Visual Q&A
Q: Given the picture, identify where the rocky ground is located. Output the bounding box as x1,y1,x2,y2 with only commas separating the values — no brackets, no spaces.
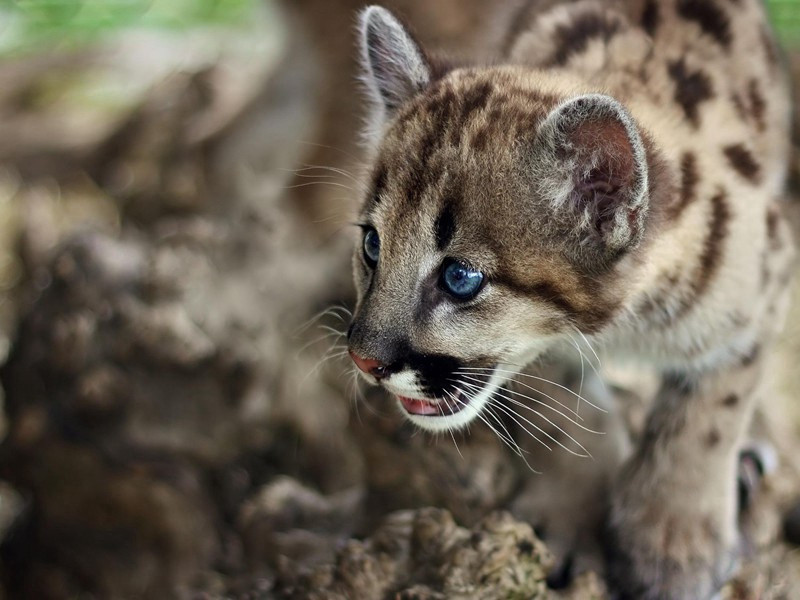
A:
0,5,797,599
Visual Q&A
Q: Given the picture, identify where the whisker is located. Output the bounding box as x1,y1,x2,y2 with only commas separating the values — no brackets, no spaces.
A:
456,370,584,421
573,326,602,367
297,330,346,356
294,304,352,335
490,397,590,458
296,141,362,163
566,332,586,413
454,380,552,455
459,367,607,413
446,386,531,465
298,163,361,184
284,180,355,192
457,375,604,435
457,379,591,458
483,403,542,474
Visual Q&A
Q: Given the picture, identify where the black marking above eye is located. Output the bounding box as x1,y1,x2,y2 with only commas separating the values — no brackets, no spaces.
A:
434,202,456,250
370,164,387,206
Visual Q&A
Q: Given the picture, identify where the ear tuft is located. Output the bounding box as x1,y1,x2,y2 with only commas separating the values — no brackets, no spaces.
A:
358,6,431,123
536,94,649,264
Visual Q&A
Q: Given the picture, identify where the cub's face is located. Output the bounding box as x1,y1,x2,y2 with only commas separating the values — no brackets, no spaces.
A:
347,7,650,432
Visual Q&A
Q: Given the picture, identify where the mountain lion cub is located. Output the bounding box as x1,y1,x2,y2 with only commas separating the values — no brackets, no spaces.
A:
346,1,794,597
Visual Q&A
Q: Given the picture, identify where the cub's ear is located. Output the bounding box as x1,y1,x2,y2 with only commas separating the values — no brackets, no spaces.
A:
358,6,431,127
535,94,649,265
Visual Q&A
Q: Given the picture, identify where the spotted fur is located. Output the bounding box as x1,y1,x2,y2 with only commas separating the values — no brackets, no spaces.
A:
347,1,793,597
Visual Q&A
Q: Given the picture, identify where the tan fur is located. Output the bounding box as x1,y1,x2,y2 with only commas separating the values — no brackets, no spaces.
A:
347,1,794,597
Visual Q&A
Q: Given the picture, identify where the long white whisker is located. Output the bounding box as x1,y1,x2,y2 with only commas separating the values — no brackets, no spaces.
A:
456,370,584,421
445,386,525,460
284,180,354,192
490,396,590,458
565,332,586,414
482,403,542,474
457,379,592,458
294,304,352,335
573,326,602,367
459,367,607,413
457,375,604,435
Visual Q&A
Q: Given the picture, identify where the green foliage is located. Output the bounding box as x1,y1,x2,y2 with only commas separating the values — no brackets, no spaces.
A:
0,0,797,54
0,0,259,53
767,0,800,45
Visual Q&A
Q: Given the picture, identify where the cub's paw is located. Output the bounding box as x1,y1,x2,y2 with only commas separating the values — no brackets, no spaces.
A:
604,507,739,600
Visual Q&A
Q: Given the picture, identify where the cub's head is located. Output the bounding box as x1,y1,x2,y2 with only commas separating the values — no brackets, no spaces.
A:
347,7,652,432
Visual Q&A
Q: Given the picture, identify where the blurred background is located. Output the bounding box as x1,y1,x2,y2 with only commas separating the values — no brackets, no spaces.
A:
0,1,795,598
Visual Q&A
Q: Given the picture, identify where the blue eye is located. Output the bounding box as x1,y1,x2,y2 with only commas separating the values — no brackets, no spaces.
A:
441,259,484,300
363,228,380,267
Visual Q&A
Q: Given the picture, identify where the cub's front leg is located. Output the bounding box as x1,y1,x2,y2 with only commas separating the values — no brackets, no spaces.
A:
606,358,762,599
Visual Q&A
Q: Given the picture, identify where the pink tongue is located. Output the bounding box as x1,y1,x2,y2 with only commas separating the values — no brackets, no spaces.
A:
399,396,441,416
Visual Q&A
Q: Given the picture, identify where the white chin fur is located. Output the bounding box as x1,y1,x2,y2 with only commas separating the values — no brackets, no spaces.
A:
399,367,513,433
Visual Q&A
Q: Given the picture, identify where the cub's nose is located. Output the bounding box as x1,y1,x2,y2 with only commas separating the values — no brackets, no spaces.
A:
349,350,388,379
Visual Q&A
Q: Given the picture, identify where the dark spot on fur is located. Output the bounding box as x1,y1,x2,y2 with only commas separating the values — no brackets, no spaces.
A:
668,59,714,126
434,202,456,250
548,12,620,67
730,92,748,121
662,371,696,396
679,189,730,313
677,0,732,48
740,345,761,367
748,80,766,131
722,394,739,407
723,144,761,183
642,0,659,35
706,428,721,447
668,152,700,219
459,81,493,124
517,540,534,555
471,126,490,151
784,501,800,545
766,207,779,243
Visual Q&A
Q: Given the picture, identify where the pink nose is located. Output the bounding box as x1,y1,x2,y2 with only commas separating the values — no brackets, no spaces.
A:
349,350,387,379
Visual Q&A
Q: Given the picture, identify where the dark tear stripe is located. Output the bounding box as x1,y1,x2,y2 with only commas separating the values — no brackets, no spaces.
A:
642,0,659,35
496,277,615,331
434,201,456,251
548,12,621,67
676,0,732,48
668,59,714,126
723,144,761,183
668,152,700,220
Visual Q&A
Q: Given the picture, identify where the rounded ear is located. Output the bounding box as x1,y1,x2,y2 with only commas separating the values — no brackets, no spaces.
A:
534,94,649,263
358,6,431,129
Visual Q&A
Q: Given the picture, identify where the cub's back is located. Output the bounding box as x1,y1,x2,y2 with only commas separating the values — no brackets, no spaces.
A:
508,0,791,195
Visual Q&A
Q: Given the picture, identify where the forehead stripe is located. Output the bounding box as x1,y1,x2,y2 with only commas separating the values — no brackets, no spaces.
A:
434,202,456,250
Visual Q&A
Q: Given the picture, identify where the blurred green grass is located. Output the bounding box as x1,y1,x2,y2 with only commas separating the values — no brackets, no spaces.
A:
0,0,261,54
0,0,797,54
767,0,800,46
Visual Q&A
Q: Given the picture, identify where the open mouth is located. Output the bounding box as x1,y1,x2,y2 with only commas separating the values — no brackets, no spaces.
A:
397,390,468,417
395,370,493,417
